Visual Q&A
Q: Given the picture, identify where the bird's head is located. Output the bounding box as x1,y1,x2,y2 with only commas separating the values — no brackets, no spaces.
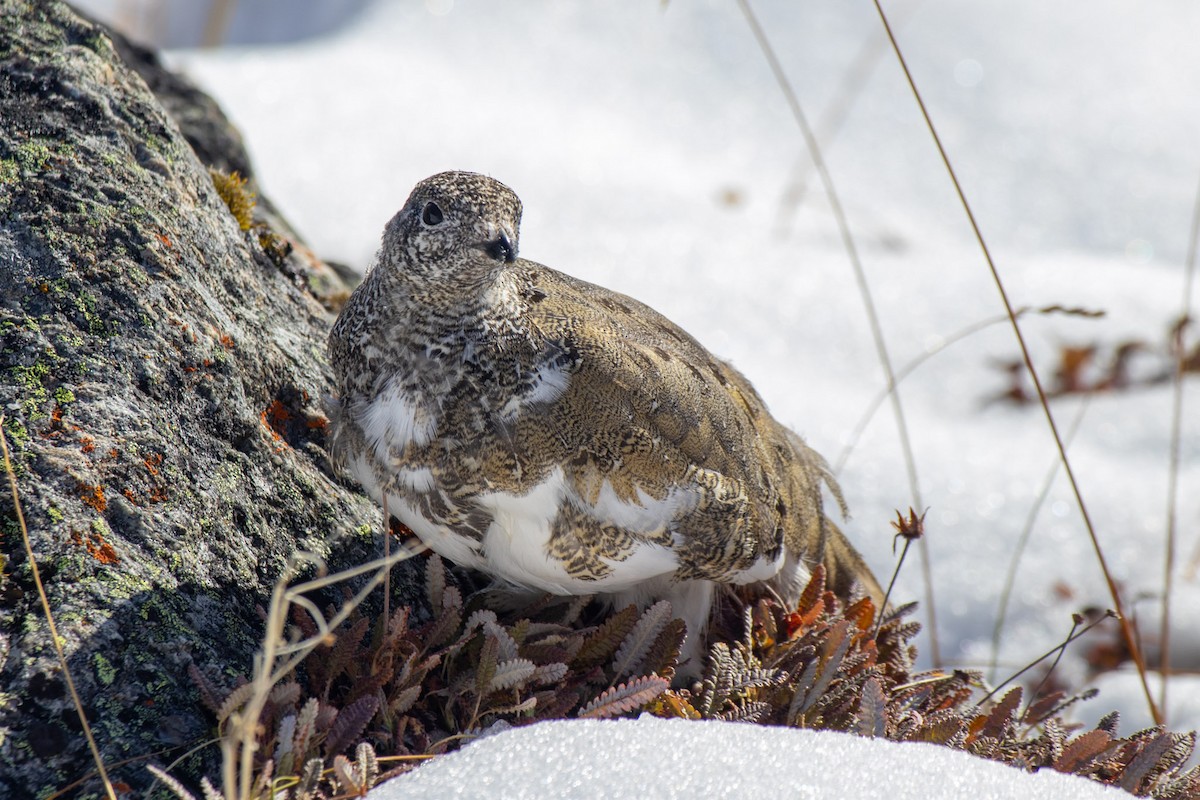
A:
379,171,522,292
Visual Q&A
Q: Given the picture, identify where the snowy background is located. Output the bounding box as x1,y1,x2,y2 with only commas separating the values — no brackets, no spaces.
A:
79,0,1200,791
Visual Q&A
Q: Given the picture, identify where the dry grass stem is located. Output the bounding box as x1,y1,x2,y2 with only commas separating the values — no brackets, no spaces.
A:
988,399,1090,683
1,418,118,800
1160,173,1200,717
870,0,1162,725
977,611,1113,709
221,546,414,800
775,0,927,233
737,0,940,666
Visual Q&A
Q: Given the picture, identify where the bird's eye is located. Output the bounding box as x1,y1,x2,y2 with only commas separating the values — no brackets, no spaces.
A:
422,202,444,226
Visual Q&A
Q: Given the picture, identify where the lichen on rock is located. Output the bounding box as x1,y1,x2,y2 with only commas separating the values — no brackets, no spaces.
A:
0,2,405,796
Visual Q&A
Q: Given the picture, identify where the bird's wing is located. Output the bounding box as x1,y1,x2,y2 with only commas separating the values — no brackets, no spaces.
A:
519,262,833,581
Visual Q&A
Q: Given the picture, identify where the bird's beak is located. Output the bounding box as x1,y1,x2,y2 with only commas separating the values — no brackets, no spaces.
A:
484,231,517,264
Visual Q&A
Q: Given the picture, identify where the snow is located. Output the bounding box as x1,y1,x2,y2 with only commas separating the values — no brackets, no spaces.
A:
367,716,1124,799
80,0,1200,791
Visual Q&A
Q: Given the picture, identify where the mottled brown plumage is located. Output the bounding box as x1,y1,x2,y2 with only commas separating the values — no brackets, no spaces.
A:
328,171,882,667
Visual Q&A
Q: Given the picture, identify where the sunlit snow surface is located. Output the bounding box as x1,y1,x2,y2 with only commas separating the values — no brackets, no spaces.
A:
152,0,1198,739
368,717,1123,800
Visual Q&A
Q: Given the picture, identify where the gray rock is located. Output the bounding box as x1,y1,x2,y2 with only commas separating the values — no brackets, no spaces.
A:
0,2,408,795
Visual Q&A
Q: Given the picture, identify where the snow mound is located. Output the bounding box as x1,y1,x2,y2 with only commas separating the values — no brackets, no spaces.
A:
369,716,1122,800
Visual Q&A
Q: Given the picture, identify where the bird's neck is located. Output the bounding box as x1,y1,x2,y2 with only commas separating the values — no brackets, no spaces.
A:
375,264,530,347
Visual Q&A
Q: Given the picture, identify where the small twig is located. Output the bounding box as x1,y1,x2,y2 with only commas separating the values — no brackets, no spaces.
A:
988,398,1091,684
737,0,940,666
870,0,1161,726
46,740,216,800
221,546,413,800
1,419,118,800
890,672,956,693
837,310,1021,473
836,305,1104,473
874,508,926,638
775,0,927,234
977,611,1115,709
1020,614,1081,723
1161,171,1200,718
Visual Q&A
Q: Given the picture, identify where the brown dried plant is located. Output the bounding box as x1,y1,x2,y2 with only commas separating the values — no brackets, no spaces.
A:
172,548,1200,800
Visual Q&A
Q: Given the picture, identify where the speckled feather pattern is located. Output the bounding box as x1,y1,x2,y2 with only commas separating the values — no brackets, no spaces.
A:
328,171,883,641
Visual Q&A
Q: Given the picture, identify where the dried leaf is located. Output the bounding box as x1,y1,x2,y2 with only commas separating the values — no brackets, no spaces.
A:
216,682,257,725
1053,729,1112,773
639,617,686,680
530,662,569,686
844,596,876,632
297,758,324,800
269,681,302,709
1119,730,1174,792
976,687,1022,742
483,620,520,662
462,609,499,638
797,564,826,615
786,657,820,726
914,713,967,745
485,696,539,717
573,604,639,669
323,694,380,758
855,677,887,738
425,554,446,609
390,684,423,716
1022,690,1066,726
612,600,673,679
320,615,370,692
579,675,670,719
490,658,538,692
199,777,222,800
718,700,772,723
146,764,197,800
293,697,320,760
356,741,380,790
274,713,297,764
423,600,462,650
794,620,852,718
658,692,702,720
187,664,224,714
332,753,364,795
475,633,500,696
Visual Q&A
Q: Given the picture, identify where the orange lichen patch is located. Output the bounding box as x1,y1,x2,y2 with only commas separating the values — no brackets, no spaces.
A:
260,400,290,452
218,333,235,350
80,435,96,453
263,400,289,436
149,486,169,503
123,488,139,505
80,483,107,512
143,453,163,476
41,405,81,440
306,415,328,430
154,232,173,250
70,528,120,565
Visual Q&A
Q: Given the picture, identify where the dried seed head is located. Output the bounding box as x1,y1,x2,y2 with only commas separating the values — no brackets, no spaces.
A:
890,507,927,552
